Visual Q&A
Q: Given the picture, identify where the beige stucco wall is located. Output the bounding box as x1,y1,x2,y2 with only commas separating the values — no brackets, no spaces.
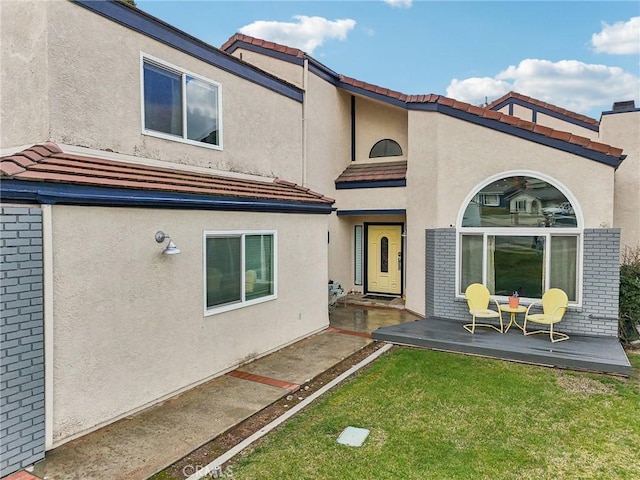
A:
23,1,303,181
229,48,304,89
404,110,616,315
355,96,408,162
305,73,351,194
536,113,598,140
50,205,328,445
334,185,407,212
600,110,640,252
0,1,50,148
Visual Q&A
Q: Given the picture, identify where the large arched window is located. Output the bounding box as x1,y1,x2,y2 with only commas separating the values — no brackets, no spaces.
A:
369,139,402,158
458,174,581,303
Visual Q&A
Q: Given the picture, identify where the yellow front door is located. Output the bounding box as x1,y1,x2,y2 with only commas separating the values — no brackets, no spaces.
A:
367,225,402,295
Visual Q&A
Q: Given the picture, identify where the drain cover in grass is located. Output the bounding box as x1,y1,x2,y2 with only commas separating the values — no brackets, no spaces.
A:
337,426,370,447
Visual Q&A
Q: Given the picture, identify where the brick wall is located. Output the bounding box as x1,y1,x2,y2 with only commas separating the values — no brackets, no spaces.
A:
425,228,620,337
1,206,45,477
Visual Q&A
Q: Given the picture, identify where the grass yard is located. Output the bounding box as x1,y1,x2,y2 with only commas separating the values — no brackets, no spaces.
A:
227,348,640,480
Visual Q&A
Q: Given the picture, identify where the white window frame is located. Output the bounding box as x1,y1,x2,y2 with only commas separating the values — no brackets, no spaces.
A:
203,230,277,316
481,194,500,206
141,53,223,150
455,171,584,307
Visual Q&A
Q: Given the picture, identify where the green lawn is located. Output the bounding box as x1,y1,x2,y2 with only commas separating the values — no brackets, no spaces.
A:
228,348,640,480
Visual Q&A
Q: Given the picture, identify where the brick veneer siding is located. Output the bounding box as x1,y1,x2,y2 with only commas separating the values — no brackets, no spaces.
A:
425,228,620,338
0,206,45,477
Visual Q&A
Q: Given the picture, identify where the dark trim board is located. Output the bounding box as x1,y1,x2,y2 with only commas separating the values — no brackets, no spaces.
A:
337,209,406,216
336,179,406,189
372,317,632,376
0,181,333,214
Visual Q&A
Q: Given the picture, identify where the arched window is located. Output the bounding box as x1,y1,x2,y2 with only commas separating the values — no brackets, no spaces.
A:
458,174,581,302
369,139,402,158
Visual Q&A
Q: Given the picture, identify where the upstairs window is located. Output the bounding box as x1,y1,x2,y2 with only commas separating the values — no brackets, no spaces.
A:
142,55,222,149
369,139,402,158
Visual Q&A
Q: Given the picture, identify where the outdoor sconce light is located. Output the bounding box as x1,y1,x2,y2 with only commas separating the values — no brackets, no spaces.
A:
155,231,181,255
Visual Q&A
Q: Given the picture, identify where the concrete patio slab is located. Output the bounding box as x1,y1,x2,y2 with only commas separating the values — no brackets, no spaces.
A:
32,375,284,480
25,305,416,480
238,331,370,385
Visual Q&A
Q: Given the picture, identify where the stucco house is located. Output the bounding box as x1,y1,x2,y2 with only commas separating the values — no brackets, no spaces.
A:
1,0,638,476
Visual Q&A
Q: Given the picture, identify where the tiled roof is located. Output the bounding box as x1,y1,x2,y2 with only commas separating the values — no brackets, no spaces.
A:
486,92,600,127
0,143,334,205
221,34,306,59
340,76,623,160
335,161,407,183
222,34,622,164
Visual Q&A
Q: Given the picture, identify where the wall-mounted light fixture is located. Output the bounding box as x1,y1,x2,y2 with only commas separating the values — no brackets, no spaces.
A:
155,231,181,255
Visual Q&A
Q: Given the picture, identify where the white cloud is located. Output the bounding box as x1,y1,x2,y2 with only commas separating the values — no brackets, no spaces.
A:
239,16,356,54
384,0,413,8
446,58,639,114
591,16,640,55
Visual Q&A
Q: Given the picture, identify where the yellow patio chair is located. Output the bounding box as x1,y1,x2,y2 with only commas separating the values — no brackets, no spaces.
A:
523,288,569,342
463,283,503,334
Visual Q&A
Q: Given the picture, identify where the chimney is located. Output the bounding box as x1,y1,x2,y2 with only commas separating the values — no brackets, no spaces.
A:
611,100,636,112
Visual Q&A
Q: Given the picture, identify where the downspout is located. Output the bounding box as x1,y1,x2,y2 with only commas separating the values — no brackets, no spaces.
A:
302,58,309,186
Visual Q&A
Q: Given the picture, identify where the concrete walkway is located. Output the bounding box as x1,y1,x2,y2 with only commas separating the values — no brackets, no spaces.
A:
20,306,416,480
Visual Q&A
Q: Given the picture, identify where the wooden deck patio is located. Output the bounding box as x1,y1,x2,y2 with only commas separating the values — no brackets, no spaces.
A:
372,316,632,376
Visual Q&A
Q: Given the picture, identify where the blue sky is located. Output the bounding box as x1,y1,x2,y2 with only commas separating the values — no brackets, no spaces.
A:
136,1,640,119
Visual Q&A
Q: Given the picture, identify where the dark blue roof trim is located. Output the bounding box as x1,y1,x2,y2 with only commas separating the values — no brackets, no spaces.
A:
308,58,340,84
335,179,406,189
408,103,622,168
73,0,303,103
489,97,599,132
0,181,333,215
601,107,640,116
337,209,406,216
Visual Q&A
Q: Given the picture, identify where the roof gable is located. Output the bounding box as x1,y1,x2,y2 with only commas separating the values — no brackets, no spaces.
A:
222,34,624,169
486,91,600,132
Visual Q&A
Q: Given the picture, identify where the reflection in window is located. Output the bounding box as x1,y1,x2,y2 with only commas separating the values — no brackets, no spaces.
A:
459,175,580,303
381,237,389,272
143,57,221,147
462,176,576,228
206,232,275,312
369,139,403,158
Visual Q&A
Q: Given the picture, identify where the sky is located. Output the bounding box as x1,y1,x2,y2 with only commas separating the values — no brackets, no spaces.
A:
136,0,640,119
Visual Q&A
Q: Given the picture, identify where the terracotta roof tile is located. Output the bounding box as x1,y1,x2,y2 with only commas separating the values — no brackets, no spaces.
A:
0,160,27,176
586,140,611,154
1,144,334,205
335,161,407,184
533,124,554,137
487,91,599,127
550,130,572,141
221,33,305,58
568,134,590,147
